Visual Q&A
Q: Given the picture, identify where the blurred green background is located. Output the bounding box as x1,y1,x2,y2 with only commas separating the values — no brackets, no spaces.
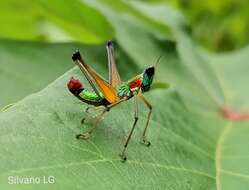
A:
1,0,249,107
1,0,249,108
0,0,248,51
160,0,249,52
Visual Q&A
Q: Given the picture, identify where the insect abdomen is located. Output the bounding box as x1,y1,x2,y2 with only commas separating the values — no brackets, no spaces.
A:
79,90,103,102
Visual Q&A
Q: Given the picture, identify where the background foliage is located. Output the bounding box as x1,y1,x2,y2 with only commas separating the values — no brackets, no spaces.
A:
0,0,248,51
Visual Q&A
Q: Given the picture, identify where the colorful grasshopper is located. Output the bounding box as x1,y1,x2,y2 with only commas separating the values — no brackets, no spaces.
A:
67,41,155,161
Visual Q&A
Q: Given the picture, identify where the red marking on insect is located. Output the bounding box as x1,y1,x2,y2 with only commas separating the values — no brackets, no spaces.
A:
221,107,249,121
67,77,83,93
129,79,142,91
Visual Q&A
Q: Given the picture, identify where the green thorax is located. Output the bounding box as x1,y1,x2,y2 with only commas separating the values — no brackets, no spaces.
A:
117,83,132,98
79,89,104,102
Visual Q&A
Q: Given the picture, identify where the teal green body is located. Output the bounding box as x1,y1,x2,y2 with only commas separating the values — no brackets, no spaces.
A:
117,83,131,98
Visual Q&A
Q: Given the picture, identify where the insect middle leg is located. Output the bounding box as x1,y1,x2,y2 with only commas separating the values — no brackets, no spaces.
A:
77,98,127,140
80,106,91,124
76,107,108,140
80,106,107,124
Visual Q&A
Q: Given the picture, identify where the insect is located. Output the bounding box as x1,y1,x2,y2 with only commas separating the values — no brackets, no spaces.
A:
67,41,157,161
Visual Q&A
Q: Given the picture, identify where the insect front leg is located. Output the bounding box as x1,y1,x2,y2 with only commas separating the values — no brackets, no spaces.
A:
139,94,152,147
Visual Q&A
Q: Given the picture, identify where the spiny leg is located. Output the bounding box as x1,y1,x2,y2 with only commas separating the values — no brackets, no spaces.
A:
80,106,105,124
77,107,107,139
120,96,139,162
77,98,127,140
81,106,91,124
139,94,152,147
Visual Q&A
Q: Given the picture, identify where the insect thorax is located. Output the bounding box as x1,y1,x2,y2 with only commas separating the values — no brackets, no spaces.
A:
117,78,143,98
117,83,132,98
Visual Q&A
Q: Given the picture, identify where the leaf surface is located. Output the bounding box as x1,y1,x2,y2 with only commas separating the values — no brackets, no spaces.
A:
1,1,249,190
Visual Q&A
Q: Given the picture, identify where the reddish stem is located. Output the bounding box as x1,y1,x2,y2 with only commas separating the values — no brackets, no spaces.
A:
221,107,249,121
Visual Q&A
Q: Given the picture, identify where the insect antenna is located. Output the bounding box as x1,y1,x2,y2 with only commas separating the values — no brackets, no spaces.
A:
154,55,164,68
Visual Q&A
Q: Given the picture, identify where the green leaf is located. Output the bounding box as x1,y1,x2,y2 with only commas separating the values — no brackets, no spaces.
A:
0,40,74,108
86,0,221,111
1,2,249,190
36,0,114,43
86,2,249,189
1,38,249,189
0,42,218,189
0,1,42,41
209,45,249,110
0,0,114,43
